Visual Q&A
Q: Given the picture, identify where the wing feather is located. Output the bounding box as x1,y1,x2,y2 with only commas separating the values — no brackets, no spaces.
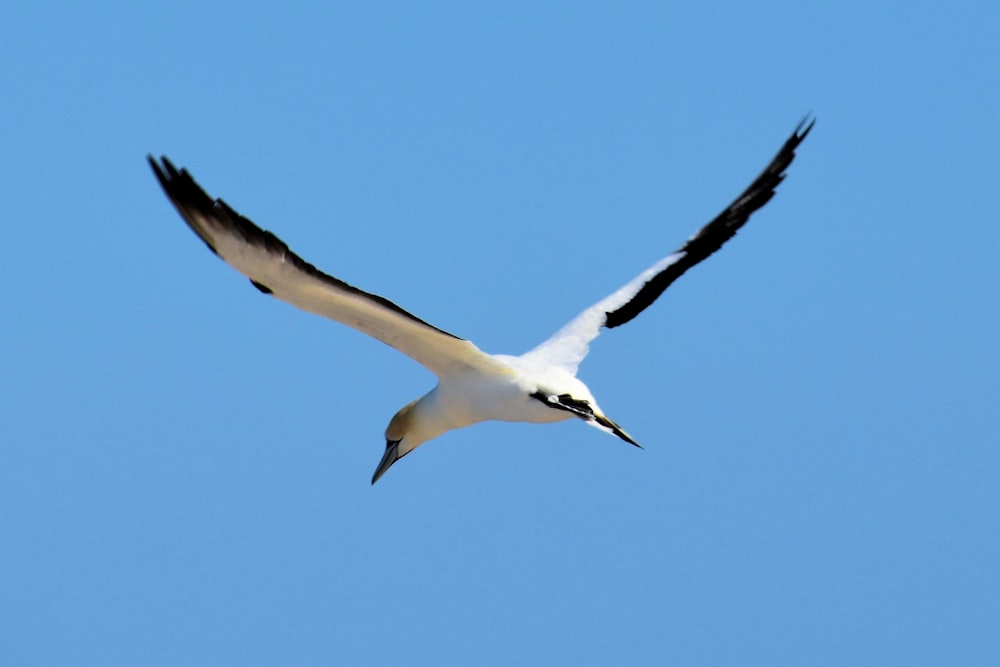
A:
149,156,496,377
523,118,814,374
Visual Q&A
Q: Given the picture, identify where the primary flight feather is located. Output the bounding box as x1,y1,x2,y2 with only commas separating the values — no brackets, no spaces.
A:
149,118,813,483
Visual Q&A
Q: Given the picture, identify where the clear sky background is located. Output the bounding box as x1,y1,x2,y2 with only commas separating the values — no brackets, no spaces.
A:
2,2,997,665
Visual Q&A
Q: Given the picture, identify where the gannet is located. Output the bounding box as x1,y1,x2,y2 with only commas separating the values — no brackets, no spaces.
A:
149,118,813,483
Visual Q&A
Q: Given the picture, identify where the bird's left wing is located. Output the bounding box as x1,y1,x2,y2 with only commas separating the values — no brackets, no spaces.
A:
149,156,501,378
522,118,814,374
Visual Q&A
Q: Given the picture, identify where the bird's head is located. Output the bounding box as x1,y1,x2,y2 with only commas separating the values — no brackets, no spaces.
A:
371,399,428,484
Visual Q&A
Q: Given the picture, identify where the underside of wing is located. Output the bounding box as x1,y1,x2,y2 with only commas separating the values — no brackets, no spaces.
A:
148,156,494,377
524,118,814,374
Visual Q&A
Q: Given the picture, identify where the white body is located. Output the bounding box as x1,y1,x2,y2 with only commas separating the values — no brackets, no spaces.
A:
149,118,813,482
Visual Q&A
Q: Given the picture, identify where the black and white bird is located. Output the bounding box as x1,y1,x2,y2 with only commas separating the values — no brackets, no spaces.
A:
149,118,813,483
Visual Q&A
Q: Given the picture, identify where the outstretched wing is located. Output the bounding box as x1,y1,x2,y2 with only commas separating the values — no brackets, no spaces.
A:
523,118,814,374
149,156,498,378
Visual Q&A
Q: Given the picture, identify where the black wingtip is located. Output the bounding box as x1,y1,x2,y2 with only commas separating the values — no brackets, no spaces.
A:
147,154,180,180
147,154,166,186
795,115,816,141
594,413,642,448
601,115,816,330
147,154,223,256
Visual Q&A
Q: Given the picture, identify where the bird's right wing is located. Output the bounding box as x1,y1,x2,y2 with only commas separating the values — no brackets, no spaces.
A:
149,156,503,378
522,118,814,375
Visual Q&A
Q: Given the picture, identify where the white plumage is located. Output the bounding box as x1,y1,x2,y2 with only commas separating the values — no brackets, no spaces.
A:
149,118,813,483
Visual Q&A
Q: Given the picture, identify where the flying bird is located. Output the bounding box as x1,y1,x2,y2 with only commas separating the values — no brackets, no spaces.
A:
149,118,813,483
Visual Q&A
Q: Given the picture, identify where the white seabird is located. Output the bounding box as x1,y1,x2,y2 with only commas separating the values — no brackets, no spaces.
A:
149,118,813,483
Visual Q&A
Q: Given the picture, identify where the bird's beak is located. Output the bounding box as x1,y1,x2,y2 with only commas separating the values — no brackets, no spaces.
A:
371,439,401,485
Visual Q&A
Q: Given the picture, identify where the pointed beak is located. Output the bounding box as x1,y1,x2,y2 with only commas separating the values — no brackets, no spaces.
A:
371,440,401,485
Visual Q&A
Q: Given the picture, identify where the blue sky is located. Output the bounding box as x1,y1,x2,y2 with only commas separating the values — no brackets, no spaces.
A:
2,2,998,664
